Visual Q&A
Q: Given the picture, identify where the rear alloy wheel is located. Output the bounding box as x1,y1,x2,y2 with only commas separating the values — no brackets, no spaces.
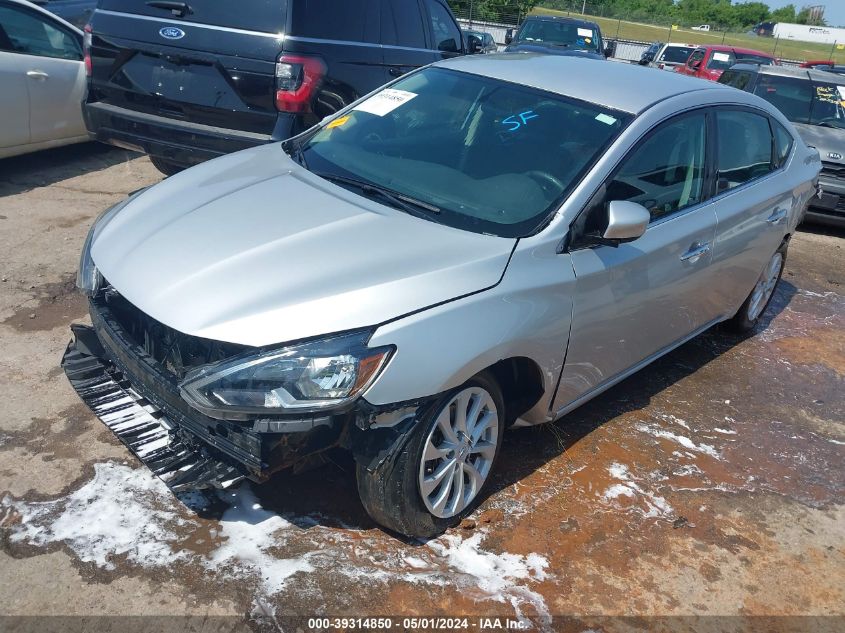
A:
727,242,787,333
356,372,504,538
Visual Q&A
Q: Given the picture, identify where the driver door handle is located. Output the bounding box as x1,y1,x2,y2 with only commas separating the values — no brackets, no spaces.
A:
26,70,49,80
680,242,711,263
766,208,787,225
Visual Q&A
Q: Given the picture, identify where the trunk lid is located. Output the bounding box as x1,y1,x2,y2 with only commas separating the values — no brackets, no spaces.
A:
88,1,287,133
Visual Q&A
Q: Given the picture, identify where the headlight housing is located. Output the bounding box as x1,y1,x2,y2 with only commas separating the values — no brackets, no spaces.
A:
179,331,393,418
77,191,144,295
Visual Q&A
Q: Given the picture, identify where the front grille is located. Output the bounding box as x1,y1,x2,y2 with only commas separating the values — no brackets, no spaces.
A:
821,161,845,180
96,286,249,380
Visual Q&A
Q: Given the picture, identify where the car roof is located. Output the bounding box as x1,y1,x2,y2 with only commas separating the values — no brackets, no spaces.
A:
522,15,599,28
662,42,695,48
699,44,774,57
435,53,733,114
729,63,845,82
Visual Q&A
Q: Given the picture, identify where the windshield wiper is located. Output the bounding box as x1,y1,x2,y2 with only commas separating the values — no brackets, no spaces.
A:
314,172,441,218
284,139,308,168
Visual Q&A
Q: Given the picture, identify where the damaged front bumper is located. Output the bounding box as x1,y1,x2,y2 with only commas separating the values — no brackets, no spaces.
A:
62,297,431,496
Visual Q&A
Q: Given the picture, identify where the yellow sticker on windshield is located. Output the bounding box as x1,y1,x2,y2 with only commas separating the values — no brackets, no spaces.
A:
326,115,350,129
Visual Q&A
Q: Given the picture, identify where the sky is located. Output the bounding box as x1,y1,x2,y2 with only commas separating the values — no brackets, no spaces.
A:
765,1,845,28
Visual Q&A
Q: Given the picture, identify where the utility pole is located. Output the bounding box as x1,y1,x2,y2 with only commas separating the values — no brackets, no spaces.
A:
582,0,586,15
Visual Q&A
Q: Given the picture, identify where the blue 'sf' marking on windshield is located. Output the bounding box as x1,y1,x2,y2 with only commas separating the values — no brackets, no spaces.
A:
502,111,539,132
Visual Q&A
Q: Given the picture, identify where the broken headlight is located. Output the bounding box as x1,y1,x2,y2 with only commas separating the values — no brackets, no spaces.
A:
77,191,145,296
179,331,393,418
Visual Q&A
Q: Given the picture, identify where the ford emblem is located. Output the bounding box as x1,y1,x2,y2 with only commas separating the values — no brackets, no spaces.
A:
159,26,185,40
828,152,842,160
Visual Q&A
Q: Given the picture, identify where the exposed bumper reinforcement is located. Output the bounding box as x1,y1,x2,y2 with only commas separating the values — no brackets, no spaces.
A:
62,324,246,493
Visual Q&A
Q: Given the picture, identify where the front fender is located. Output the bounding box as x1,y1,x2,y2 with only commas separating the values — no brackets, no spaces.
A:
362,243,576,424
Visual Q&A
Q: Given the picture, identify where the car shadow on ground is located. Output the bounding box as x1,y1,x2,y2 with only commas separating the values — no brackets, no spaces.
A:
238,280,799,539
0,143,140,198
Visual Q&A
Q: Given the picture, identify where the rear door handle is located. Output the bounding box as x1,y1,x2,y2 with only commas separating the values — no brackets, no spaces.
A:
26,70,49,80
766,208,787,225
680,242,711,263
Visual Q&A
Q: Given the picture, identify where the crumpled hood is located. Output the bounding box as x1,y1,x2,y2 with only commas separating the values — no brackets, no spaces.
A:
91,144,515,347
793,122,845,165
504,43,604,59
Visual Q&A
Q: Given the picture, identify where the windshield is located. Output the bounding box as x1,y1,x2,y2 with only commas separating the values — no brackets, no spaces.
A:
708,51,773,71
515,20,599,52
297,67,631,237
659,46,694,64
753,74,845,129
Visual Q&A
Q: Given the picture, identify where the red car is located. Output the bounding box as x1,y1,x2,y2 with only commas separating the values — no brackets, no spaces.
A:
675,45,777,81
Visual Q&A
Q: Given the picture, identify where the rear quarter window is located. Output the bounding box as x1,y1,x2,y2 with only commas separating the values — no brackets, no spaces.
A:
291,0,378,43
97,0,288,33
772,120,794,168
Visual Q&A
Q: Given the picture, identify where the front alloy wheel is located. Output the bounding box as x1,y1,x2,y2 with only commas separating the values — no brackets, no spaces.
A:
418,387,499,518
356,372,505,538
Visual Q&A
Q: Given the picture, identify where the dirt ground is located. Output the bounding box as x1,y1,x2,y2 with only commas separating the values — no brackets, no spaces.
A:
0,144,843,632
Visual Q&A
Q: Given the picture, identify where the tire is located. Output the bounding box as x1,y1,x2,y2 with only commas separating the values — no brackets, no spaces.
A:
356,372,505,538
149,155,185,177
726,241,788,333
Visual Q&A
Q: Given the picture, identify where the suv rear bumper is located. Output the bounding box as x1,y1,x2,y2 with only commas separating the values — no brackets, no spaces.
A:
84,102,276,166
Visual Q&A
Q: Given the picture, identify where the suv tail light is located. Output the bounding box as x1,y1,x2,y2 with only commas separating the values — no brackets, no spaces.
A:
83,24,92,77
275,54,326,113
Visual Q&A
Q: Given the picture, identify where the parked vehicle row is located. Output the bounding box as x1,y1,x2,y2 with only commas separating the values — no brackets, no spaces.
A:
719,64,845,227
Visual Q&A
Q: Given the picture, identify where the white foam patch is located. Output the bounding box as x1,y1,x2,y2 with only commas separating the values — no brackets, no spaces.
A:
2,462,187,570
713,428,738,435
635,423,721,459
600,463,674,519
2,461,553,623
209,485,314,595
427,532,550,623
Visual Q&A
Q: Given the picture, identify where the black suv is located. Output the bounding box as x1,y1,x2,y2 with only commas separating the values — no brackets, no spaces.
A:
84,0,465,175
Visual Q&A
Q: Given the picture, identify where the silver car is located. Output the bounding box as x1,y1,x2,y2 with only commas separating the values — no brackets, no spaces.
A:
64,54,820,537
0,0,88,159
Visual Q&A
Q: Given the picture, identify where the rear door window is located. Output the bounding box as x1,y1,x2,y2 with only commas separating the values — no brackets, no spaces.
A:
424,0,460,52
291,0,377,42
381,0,427,48
97,0,288,34
716,110,774,190
752,75,813,123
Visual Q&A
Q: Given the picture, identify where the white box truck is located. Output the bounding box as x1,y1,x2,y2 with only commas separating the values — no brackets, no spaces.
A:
773,23,845,45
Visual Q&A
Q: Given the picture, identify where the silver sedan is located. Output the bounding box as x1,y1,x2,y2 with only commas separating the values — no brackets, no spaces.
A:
65,53,820,537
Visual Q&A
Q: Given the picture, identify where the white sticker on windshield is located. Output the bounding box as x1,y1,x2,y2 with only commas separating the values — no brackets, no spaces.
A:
353,89,418,116
837,86,845,100
595,113,617,125
713,52,730,62
577,28,593,37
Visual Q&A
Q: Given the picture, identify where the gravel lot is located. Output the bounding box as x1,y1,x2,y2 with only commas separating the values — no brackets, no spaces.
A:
0,144,843,630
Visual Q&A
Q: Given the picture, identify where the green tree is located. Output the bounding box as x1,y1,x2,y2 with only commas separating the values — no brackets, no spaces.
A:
769,4,797,23
732,2,770,28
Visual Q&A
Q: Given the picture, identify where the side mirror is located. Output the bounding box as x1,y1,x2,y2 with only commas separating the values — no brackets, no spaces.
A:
505,29,513,45
691,59,702,69
603,201,650,242
468,36,482,54
604,41,615,58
